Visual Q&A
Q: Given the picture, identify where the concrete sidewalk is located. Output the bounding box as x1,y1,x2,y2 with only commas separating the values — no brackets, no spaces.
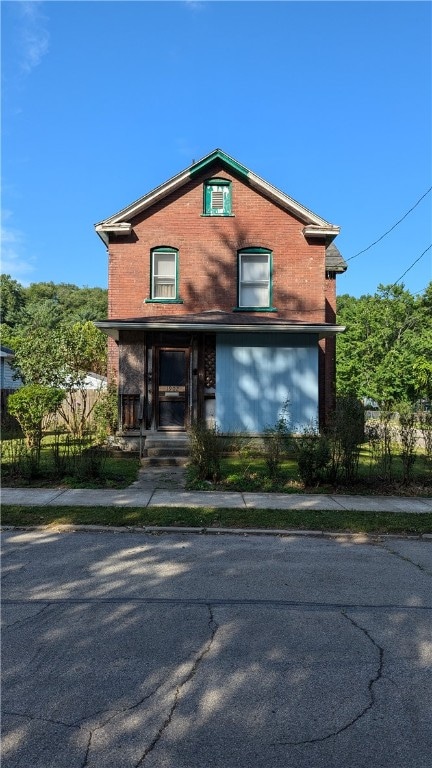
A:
2,486,432,513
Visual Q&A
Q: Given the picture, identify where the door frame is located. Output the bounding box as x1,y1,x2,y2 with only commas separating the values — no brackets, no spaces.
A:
154,346,191,431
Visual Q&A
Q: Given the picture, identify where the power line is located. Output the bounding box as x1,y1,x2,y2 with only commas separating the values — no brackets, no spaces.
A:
390,244,432,289
346,186,432,262
412,286,430,297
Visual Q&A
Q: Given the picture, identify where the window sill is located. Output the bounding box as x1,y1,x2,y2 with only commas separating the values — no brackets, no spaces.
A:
232,307,278,312
144,299,184,304
200,214,235,218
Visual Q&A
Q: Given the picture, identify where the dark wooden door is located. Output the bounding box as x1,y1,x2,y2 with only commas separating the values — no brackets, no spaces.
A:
155,348,190,430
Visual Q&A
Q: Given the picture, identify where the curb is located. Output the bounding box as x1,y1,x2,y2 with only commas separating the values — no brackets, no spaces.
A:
1,524,431,542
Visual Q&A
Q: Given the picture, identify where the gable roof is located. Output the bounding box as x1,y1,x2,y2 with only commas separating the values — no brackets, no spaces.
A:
95,149,340,246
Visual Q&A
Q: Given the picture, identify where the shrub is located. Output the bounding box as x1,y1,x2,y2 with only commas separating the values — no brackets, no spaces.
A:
93,383,119,440
376,407,398,481
0,437,40,482
188,420,223,481
418,410,432,464
293,423,330,487
397,402,417,484
8,385,64,459
326,396,364,483
262,404,292,478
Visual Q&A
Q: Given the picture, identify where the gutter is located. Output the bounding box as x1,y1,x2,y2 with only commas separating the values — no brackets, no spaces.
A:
95,320,345,341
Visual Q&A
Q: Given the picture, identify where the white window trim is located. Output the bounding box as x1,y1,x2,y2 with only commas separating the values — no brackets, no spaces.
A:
238,251,271,308
152,249,177,300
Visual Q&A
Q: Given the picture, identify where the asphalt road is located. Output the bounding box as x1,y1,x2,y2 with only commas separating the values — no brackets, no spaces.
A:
2,529,432,768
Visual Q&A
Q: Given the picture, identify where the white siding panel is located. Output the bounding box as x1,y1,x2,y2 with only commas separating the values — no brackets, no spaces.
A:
216,333,318,433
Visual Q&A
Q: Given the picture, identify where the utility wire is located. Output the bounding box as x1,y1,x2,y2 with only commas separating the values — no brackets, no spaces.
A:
346,186,432,262
390,244,432,289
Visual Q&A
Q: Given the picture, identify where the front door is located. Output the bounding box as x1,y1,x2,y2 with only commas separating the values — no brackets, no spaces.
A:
155,347,190,430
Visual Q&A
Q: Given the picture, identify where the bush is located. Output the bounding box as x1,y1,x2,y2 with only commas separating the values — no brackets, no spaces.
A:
262,404,292,478
397,402,417,484
0,438,41,483
326,396,364,483
418,410,432,464
93,383,119,440
366,407,397,482
188,421,223,481
293,424,330,487
8,385,64,459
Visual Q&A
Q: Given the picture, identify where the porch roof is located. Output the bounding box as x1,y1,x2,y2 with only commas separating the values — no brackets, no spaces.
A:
95,311,345,340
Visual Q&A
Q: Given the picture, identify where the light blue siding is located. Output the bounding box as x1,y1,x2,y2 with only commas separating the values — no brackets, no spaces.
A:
215,333,319,433
0,359,21,390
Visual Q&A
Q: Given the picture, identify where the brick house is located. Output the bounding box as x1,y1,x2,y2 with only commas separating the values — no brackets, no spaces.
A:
95,149,346,445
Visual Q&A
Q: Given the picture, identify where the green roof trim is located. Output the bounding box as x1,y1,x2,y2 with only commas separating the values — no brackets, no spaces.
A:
189,150,249,180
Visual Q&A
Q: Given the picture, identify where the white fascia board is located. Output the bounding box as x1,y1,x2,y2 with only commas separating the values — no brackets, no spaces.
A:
96,223,132,234
98,170,191,226
303,225,341,240
95,222,132,248
95,321,345,338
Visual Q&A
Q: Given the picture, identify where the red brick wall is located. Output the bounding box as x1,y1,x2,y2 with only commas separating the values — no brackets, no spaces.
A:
107,164,327,324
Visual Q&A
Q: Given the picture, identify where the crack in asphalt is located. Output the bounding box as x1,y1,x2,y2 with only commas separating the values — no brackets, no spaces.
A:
3,709,81,730
80,732,93,768
376,541,432,577
77,605,219,768
3,596,431,611
1,601,52,630
134,604,218,767
78,686,171,768
278,610,384,746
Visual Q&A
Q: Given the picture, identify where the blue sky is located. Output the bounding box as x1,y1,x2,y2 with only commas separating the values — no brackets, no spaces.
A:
2,0,431,299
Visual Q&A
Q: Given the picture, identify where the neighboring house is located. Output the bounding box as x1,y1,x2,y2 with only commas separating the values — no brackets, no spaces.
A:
0,345,22,424
95,149,347,441
0,346,22,392
81,372,108,390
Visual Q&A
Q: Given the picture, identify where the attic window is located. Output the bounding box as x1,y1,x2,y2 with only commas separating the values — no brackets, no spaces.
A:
203,179,232,216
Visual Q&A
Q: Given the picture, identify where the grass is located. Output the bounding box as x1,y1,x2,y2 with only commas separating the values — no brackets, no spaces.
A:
186,450,432,496
0,432,140,488
2,505,431,535
1,454,140,489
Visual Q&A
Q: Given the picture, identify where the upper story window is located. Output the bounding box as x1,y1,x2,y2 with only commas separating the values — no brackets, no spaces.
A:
147,247,182,303
237,248,274,310
203,178,232,216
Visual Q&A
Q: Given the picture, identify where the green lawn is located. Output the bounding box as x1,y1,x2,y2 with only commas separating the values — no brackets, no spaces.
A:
2,505,431,535
0,433,140,488
187,449,432,495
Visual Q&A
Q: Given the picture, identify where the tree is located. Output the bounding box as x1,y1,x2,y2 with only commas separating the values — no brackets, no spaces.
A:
11,321,108,437
0,274,25,327
8,385,64,456
0,275,108,336
412,354,432,402
336,283,432,406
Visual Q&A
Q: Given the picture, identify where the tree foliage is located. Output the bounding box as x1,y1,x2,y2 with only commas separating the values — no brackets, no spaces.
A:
8,385,64,453
337,283,432,406
0,275,108,340
10,322,108,437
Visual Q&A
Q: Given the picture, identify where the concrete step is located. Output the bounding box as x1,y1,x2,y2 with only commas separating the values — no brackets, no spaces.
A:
146,447,189,458
145,437,189,447
140,456,190,467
